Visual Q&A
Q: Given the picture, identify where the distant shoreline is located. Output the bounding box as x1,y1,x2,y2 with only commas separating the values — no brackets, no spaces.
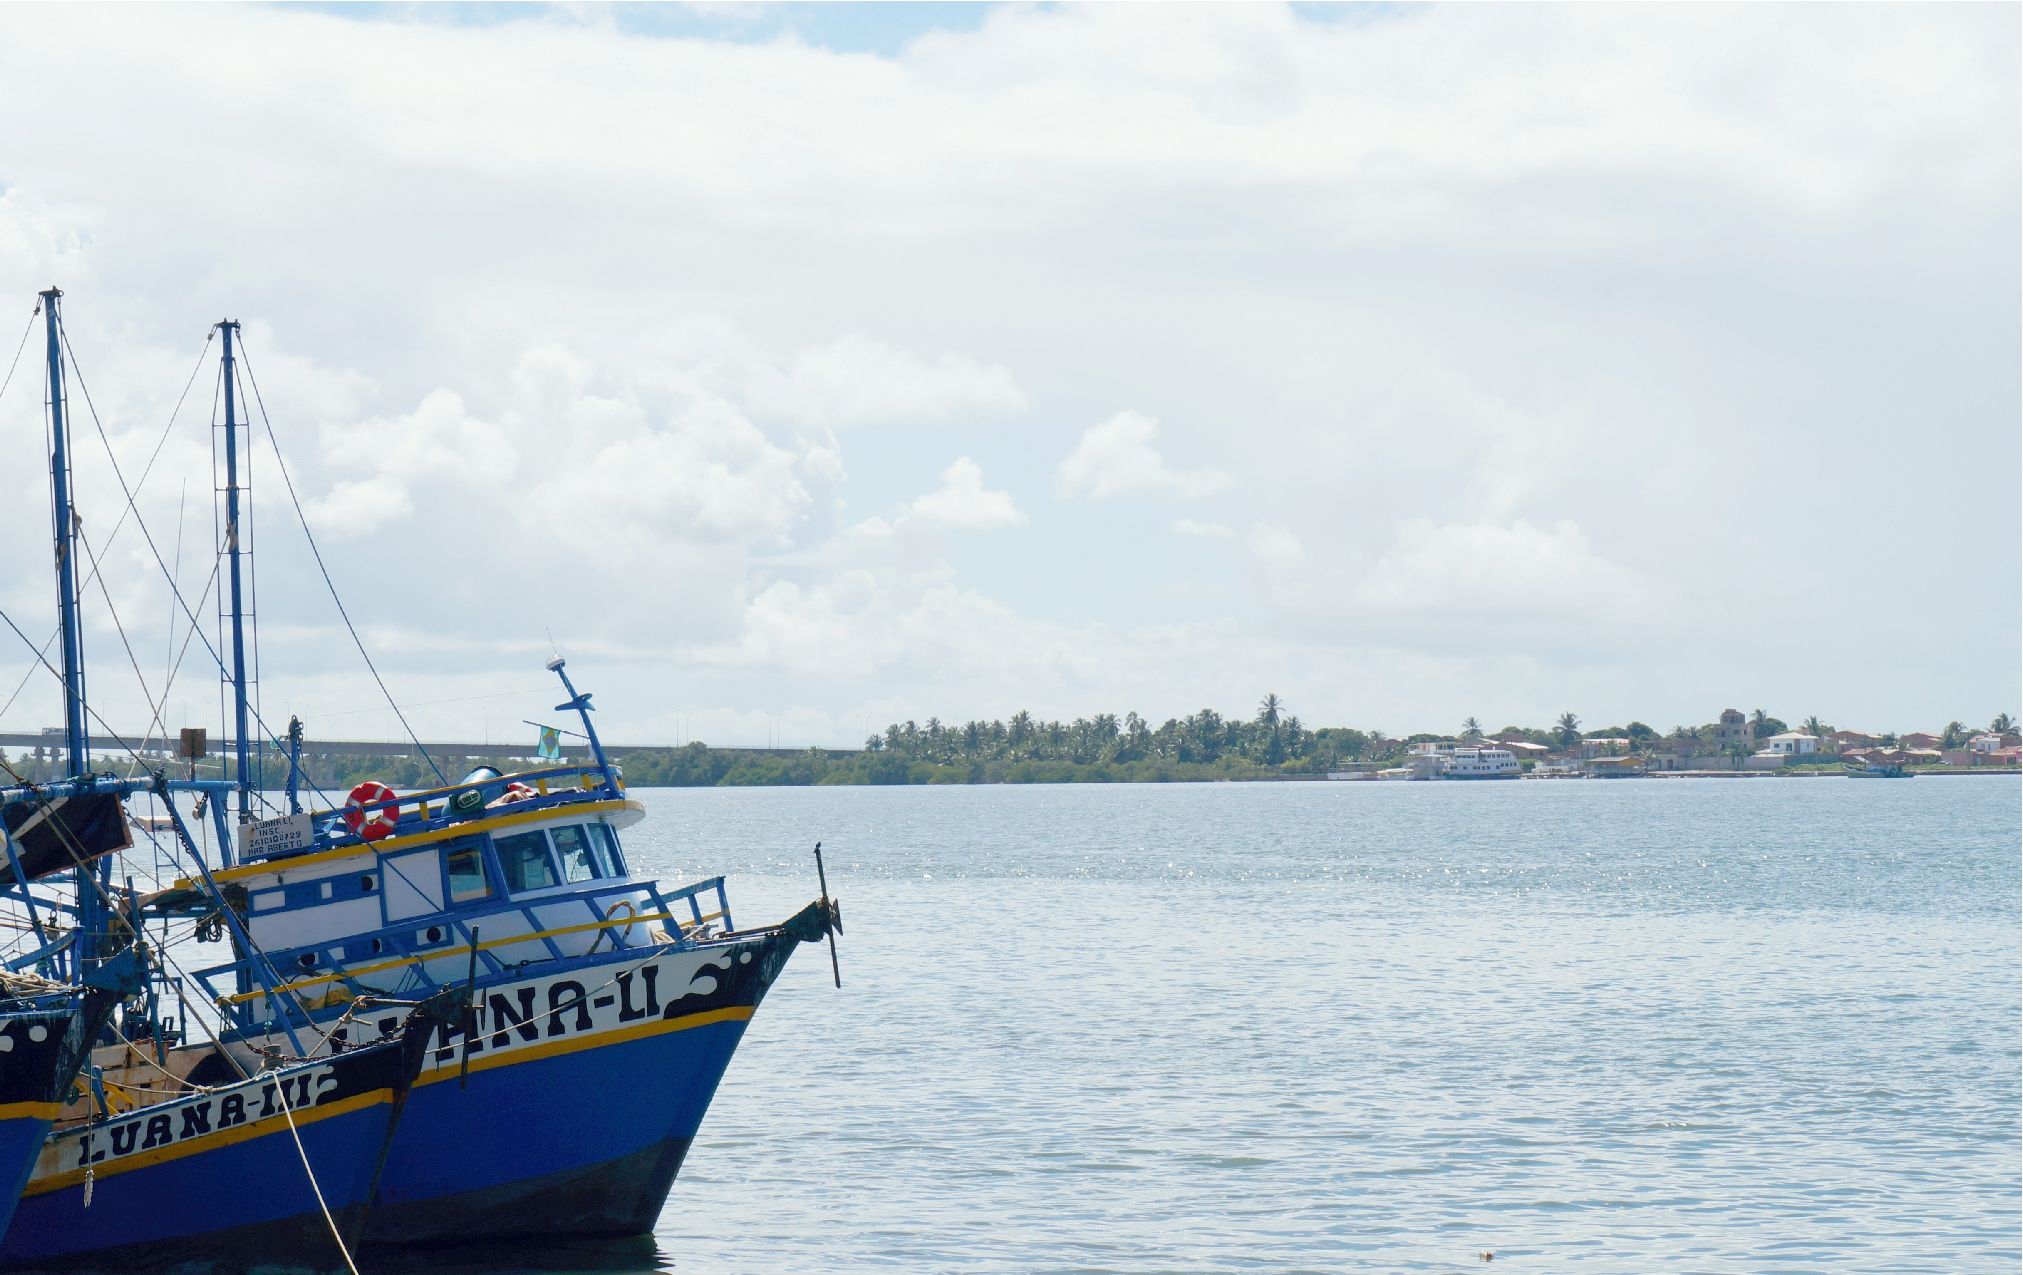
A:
1270,768,2020,783
30,749,2006,792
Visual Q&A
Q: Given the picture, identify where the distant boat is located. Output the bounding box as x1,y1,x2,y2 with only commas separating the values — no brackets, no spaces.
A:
1440,747,1520,780
1586,757,1646,779
1845,758,1913,779
1527,762,1583,780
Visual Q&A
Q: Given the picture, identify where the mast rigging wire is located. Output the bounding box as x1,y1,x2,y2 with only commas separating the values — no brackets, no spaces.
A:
235,339,446,785
50,318,335,809
0,302,37,410
0,327,215,724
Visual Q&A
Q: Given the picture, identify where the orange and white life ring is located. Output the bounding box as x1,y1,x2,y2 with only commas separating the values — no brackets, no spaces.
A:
344,781,400,841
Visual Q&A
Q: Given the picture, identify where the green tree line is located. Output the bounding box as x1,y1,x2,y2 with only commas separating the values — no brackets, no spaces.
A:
3,707,2011,791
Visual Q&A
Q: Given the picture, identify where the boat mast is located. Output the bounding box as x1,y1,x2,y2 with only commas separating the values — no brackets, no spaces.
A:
42,287,110,976
218,320,253,824
41,289,88,778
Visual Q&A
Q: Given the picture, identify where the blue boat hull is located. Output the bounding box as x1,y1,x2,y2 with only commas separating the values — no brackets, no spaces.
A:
365,1011,749,1243
0,1109,56,1243
0,1035,424,1273
349,925,806,1247
0,1003,98,1244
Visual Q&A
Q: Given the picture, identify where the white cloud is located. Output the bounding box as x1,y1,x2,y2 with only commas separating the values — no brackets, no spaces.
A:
905,457,1023,530
743,334,1026,429
304,389,512,539
1245,523,1304,567
1356,519,1651,620
0,3,2009,739
1056,411,1229,501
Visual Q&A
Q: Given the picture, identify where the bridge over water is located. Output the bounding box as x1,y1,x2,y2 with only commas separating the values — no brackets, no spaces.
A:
0,731,857,760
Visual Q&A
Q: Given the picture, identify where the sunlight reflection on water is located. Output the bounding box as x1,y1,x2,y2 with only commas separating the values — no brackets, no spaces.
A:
401,779,2019,1272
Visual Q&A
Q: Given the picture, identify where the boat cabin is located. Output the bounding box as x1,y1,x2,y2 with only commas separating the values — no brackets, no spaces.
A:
165,764,732,1037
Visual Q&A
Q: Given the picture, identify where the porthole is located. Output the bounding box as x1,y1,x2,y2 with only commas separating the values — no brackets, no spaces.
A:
297,953,317,970
425,926,444,944
360,874,376,893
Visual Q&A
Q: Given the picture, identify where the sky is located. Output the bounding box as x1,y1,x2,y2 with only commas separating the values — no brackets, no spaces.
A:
0,2,2015,751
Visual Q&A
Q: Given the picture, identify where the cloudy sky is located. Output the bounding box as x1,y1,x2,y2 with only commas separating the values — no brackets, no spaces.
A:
0,2,2014,751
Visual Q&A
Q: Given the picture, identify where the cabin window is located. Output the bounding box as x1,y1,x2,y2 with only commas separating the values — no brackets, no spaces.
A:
495,830,558,893
583,823,623,877
445,842,491,904
552,825,597,884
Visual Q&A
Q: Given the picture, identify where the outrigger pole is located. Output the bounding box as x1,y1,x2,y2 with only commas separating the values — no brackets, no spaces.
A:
218,319,253,828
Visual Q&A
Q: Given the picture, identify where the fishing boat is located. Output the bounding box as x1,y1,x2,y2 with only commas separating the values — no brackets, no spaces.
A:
0,998,450,1273
0,288,452,1268
0,289,841,1251
1844,758,1913,779
175,677,840,1244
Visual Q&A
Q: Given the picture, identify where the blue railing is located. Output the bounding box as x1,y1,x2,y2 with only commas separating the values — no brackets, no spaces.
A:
192,875,734,1033
251,763,622,862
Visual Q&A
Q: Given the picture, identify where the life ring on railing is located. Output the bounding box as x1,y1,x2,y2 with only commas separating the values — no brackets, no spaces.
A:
601,898,638,948
344,781,400,841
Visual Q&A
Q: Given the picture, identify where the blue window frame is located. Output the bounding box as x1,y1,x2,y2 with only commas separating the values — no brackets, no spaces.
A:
495,830,559,893
442,837,492,905
552,825,598,884
583,823,624,877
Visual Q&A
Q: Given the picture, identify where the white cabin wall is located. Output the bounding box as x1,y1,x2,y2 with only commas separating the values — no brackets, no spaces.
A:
257,897,384,955
381,851,444,919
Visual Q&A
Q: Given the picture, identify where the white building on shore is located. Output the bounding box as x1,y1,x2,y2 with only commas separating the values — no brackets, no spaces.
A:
1759,731,1820,756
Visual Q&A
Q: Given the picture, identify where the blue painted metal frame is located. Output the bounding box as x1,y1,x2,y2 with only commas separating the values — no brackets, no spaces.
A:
0,772,159,981
250,763,620,865
190,874,731,1035
218,319,254,835
40,291,88,783
38,288,116,978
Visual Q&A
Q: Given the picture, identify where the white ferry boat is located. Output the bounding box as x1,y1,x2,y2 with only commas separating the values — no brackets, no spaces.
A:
1441,746,1520,780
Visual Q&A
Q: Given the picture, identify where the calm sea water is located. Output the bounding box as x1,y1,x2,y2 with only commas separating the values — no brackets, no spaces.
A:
425,778,2022,1273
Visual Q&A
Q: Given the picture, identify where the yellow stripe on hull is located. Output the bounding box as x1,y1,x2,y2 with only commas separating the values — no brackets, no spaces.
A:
414,1004,755,1087
23,1089,396,1196
0,1101,61,1123
186,798,646,888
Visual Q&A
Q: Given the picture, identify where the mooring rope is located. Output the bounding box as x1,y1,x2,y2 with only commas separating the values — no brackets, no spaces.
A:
272,1069,363,1275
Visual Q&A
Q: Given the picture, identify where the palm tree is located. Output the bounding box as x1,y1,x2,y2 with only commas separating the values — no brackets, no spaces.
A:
1750,708,1770,739
1555,712,1581,749
1461,717,1483,740
1801,715,1826,739
1991,712,2016,734
1941,720,1968,749
1257,694,1283,730
1008,710,1033,757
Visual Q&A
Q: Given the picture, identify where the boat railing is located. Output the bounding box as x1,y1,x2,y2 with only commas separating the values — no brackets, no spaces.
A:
192,874,733,1031
254,763,623,862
